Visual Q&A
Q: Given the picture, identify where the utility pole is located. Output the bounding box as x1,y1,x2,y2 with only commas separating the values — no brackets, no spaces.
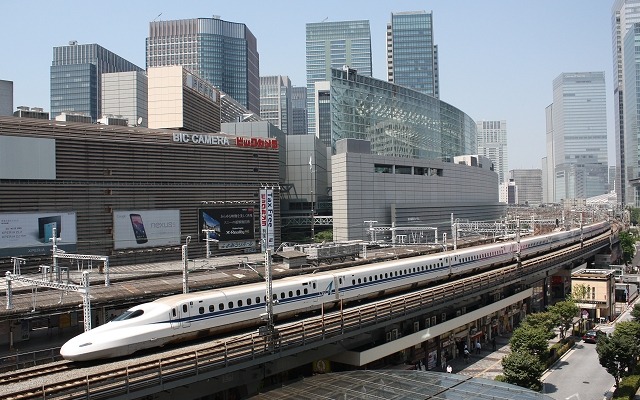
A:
182,236,191,294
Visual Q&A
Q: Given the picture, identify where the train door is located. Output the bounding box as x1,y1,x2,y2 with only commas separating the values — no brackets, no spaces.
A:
180,302,191,328
170,306,180,329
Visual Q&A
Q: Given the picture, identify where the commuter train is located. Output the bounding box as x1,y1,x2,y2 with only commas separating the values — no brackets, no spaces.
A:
60,221,610,361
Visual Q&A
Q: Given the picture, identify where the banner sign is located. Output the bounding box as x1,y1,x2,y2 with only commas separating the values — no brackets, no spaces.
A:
0,212,77,256
199,207,255,242
113,210,181,249
260,189,275,252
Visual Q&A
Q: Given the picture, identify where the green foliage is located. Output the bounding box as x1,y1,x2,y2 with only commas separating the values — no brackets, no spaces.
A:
618,231,636,264
509,324,549,356
523,312,557,340
629,207,640,226
548,300,579,339
612,373,640,400
597,328,639,387
501,350,544,392
631,304,640,322
493,375,506,382
546,338,575,368
313,229,333,242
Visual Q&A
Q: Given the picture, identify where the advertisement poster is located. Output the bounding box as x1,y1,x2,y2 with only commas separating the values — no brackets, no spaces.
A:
260,189,275,251
198,207,255,243
113,210,181,249
0,212,77,257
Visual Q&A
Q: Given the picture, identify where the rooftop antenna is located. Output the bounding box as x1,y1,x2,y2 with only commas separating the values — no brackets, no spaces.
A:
321,17,328,22
153,12,162,22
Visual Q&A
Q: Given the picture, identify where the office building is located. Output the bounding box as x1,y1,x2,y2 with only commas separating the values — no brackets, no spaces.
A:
623,22,640,206
147,66,221,133
387,11,439,98
102,71,148,127
306,20,372,136
499,179,517,204
0,80,12,116
329,67,475,158
260,76,292,134
510,169,542,206
476,120,508,184
50,42,143,121
612,0,640,206
147,17,260,115
291,86,308,135
0,116,280,264
550,72,608,202
544,104,555,203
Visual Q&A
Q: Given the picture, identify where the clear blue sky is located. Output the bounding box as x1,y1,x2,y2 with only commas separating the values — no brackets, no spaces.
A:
0,0,613,170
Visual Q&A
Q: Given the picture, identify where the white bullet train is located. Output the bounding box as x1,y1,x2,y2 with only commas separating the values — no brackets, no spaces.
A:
60,221,610,361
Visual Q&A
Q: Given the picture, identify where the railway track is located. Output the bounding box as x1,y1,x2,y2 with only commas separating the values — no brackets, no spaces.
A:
0,232,611,399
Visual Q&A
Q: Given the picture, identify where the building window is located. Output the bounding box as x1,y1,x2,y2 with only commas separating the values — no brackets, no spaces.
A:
375,164,393,173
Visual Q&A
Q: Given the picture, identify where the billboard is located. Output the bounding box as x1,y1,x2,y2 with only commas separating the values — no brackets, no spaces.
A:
113,210,181,249
260,189,275,251
0,212,77,257
198,207,255,243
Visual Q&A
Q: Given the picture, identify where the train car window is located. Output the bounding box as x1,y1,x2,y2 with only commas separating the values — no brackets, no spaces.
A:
219,303,224,310
273,294,277,300
280,292,285,299
238,300,243,307
183,305,188,313
363,277,367,283
199,307,204,314
228,301,233,309
296,289,301,296
375,275,378,280
358,278,361,284
256,297,261,304
247,298,252,305
339,278,343,284
172,309,177,317
113,309,144,321
288,291,293,297
209,305,214,312
313,282,316,289
352,279,356,285
304,288,308,294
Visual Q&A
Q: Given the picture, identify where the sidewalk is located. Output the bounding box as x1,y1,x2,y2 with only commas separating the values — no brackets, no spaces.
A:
444,334,512,379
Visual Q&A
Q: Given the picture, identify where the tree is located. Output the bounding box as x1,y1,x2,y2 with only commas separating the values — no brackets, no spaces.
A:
629,207,640,226
509,324,549,356
502,350,545,391
618,231,636,265
522,311,557,340
548,300,579,339
631,303,640,321
313,229,333,243
596,330,638,387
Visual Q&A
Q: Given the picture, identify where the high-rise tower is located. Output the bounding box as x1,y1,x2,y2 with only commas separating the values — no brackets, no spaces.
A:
613,0,640,206
147,17,260,115
50,42,142,121
387,11,439,98
305,20,372,136
551,72,608,201
260,76,292,134
476,120,508,184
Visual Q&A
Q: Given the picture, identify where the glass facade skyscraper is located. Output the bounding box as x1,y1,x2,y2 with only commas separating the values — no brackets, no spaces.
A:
330,68,475,160
291,86,308,135
260,76,292,134
146,17,260,115
387,11,439,98
306,20,372,136
623,23,640,206
50,43,142,121
551,72,608,201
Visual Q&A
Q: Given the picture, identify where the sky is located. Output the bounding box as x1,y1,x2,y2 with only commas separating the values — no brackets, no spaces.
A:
0,0,614,170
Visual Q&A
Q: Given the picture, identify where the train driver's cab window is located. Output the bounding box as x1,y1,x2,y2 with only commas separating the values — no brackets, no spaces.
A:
113,309,144,321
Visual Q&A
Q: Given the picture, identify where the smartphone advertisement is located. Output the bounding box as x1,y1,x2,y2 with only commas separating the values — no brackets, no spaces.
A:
113,210,181,249
0,212,77,257
198,207,255,243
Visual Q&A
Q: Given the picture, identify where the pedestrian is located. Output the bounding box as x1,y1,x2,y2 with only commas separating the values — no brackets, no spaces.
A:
463,348,469,363
491,336,496,351
475,341,481,354
446,364,452,373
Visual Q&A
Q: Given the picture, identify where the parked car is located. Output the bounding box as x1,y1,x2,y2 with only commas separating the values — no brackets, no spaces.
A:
582,330,604,344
